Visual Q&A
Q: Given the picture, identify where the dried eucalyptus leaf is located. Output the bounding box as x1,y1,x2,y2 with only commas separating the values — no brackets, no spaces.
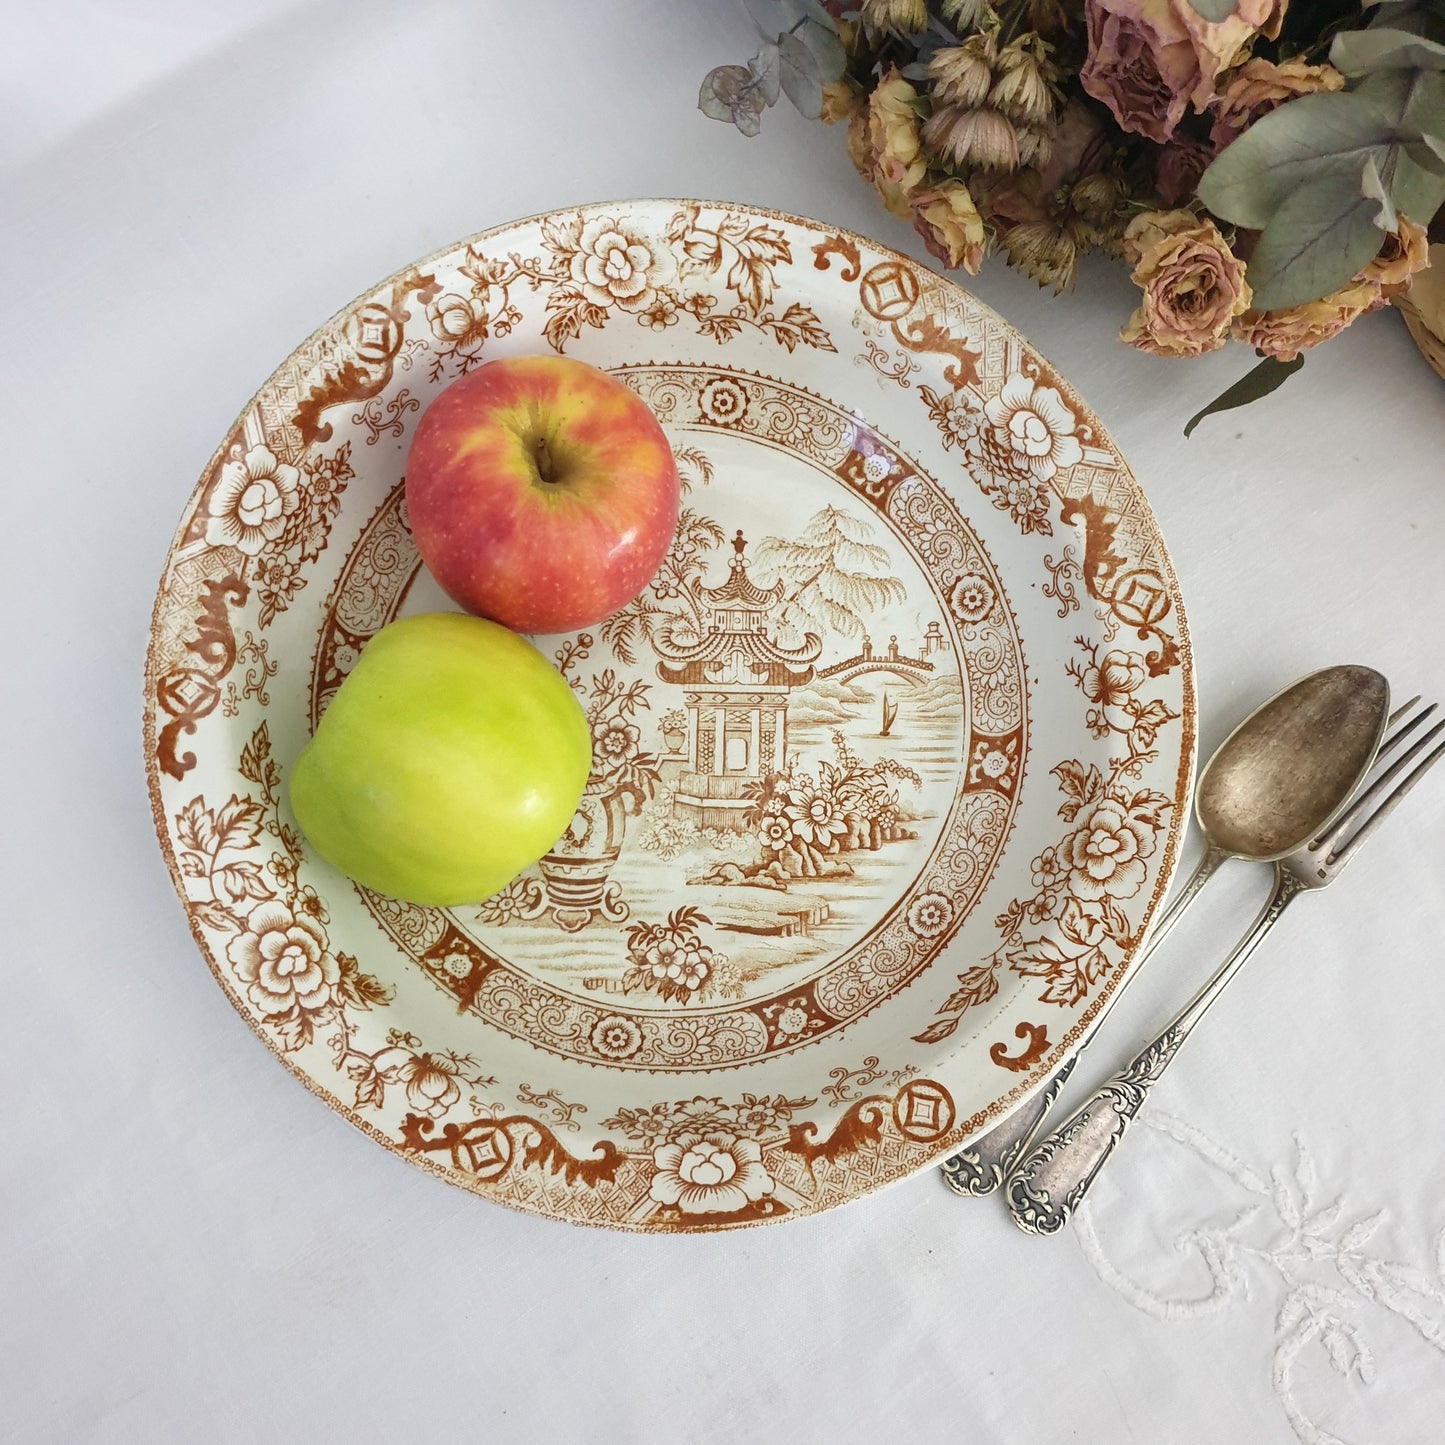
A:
699,66,749,122
1197,93,1397,228
698,60,772,136
1391,147,1445,219
797,16,848,82
794,0,838,24
743,0,789,32
1331,27,1445,74
779,30,824,117
1184,353,1305,438
1355,66,1445,216
1184,0,1238,20
751,41,783,106
1361,150,1401,227
1246,164,1391,311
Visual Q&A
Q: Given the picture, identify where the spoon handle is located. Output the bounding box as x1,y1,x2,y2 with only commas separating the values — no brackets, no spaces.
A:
1004,865,1307,1235
941,844,1228,1198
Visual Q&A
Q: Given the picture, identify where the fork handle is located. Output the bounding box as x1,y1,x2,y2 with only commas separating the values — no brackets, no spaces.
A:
1005,866,1307,1235
941,844,1228,1198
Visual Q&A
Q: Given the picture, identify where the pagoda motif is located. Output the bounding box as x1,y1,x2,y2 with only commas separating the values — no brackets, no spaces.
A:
653,532,822,829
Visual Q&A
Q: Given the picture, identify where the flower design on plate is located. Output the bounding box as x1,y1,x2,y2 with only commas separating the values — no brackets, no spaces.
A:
772,1005,811,1040
782,782,849,849
983,374,1084,481
425,291,488,347
948,571,996,625
648,1131,775,1214
624,908,719,1003
591,1014,643,1061
907,891,955,939
570,216,656,312
997,474,1053,531
372,1044,465,1119
593,717,641,771
205,444,301,556
1031,845,1067,891
698,375,749,424
226,901,339,1016
1075,648,1148,732
1063,795,1157,900
758,814,793,852
639,296,679,331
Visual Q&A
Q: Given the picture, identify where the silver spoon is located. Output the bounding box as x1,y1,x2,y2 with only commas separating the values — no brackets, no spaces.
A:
942,664,1392,1199
1008,684,1445,1235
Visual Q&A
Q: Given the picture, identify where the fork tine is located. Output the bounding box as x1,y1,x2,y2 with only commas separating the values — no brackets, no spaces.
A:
1325,731,1445,871
1387,695,1422,729
1377,698,1437,762
1314,710,1445,852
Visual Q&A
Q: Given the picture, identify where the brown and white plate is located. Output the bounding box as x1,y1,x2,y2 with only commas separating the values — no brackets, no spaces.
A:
145,200,1194,1231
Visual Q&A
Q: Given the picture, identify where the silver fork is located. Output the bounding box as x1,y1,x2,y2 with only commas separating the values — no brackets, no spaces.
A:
1004,695,1445,1236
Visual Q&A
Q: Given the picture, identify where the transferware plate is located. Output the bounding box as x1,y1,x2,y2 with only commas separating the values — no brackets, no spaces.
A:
144,199,1194,1231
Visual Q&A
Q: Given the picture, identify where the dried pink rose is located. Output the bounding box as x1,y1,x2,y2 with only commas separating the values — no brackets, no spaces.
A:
1119,209,1251,356
1081,0,1288,144
1232,279,1381,362
1208,57,1344,150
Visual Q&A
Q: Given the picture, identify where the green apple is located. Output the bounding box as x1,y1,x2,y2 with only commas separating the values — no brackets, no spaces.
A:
288,612,591,907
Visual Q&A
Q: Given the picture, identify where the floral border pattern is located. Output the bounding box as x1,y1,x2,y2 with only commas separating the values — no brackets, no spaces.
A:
143,201,1193,1231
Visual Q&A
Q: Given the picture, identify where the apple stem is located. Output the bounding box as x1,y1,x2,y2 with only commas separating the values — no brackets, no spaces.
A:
533,434,556,484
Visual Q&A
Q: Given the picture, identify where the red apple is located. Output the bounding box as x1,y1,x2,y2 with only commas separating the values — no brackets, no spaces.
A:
405,355,680,633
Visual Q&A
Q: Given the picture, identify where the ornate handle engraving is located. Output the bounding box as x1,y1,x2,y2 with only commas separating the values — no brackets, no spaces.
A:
941,1060,1075,1196
942,846,1226,1198
1005,866,1306,1234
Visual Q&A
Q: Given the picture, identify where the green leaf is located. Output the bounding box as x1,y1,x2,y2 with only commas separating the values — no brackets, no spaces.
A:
1356,66,1445,218
1197,93,1398,228
798,16,848,82
1355,64,1445,135
1331,27,1445,75
1184,354,1306,438
1184,0,1238,18
1246,162,1392,311
751,41,782,106
743,0,790,31
778,30,823,117
1391,147,1445,217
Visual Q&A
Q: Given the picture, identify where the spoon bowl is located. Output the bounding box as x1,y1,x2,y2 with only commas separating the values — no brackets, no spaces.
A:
1195,664,1390,861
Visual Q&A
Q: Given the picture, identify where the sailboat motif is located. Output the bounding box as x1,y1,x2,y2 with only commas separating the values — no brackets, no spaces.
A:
881,690,897,737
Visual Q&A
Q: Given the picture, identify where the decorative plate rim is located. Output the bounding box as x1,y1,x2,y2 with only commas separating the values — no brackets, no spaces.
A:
143,196,1196,1230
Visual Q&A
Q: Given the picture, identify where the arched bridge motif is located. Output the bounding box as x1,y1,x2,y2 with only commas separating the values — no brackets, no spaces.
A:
816,635,935,687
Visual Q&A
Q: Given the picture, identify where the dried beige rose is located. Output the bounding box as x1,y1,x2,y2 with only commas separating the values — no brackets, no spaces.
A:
1209,57,1344,149
1391,243,1445,382
820,80,863,126
847,110,873,179
1119,209,1251,356
866,68,927,219
911,181,987,274
1232,279,1381,361
1362,217,1431,298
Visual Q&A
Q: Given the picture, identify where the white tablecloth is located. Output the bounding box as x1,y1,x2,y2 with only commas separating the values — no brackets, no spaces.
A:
5,4,1444,1441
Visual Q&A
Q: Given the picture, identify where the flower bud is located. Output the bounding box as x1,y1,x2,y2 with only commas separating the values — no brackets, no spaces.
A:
922,105,1020,172
1003,220,1078,294
928,41,995,109
861,0,928,35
